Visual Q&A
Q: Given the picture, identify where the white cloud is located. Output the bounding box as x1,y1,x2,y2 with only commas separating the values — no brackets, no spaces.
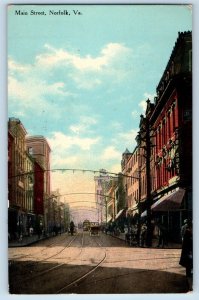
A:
36,43,131,72
139,100,147,113
48,131,100,153
8,42,133,119
69,116,97,135
52,155,79,168
116,129,138,151
8,57,75,119
101,146,121,161
8,58,31,75
34,42,133,90
109,163,122,174
139,92,156,113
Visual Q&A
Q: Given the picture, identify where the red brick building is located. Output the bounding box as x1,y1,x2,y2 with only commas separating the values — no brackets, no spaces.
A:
26,136,51,231
34,160,44,215
139,31,192,242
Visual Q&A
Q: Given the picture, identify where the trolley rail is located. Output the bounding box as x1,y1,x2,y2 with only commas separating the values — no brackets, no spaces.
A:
56,235,107,294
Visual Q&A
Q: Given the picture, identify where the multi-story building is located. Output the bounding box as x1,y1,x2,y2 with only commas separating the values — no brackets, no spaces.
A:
44,189,70,234
24,152,35,230
33,160,45,231
26,135,51,196
94,169,110,224
26,135,51,231
126,147,140,217
8,118,34,238
8,131,14,204
137,31,192,242
121,146,144,230
150,31,192,241
8,119,52,239
106,178,118,222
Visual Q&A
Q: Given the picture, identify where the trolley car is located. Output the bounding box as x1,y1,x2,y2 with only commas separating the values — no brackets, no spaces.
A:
90,222,100,236
83,219,90,231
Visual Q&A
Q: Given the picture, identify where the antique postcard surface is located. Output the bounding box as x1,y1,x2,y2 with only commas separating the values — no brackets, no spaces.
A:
7,4,193,294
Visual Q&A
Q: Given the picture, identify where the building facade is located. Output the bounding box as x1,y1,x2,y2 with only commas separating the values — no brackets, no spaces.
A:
136,31,192,242
150,31,192,241
26,136,51,232
8,119,52,239
8,118,34,238
94,169,110,224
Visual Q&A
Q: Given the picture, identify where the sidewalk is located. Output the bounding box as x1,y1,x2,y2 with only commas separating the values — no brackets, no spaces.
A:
9,232,182,249
8,234,49,247
109,232,182,249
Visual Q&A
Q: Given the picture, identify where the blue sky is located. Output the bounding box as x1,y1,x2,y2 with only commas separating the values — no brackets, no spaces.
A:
7,4,192,221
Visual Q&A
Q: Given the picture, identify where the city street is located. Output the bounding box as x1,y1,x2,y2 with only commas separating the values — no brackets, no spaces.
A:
8,230,188,294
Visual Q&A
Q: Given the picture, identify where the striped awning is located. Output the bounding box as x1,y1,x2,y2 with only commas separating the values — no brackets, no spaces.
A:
141,188,185,217
151,188,185,211
115,209,125,220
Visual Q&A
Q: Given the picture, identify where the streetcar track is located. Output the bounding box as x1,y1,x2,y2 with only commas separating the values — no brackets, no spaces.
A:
24,231,85,280
9,233,76,263
9,234,70,261
9,234,78,278
56,234,107,294
10,232,85,288
55,236,181,293
9,232,184,294
72,264,183,288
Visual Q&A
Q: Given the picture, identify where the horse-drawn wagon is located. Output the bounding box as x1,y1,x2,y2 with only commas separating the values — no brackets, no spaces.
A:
90,222,100,236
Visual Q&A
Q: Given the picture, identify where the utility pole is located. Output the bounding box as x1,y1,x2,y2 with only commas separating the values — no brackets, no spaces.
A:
137,110,152,247
145,116,152,247
137,166,142,246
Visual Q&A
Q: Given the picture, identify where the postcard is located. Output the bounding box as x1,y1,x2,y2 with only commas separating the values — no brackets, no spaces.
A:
7,3,193,294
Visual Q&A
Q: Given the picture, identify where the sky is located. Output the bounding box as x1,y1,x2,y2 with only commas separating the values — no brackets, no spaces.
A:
7,4,192,222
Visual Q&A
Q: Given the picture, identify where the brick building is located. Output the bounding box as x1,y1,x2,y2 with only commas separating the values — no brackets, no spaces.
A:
8,118,34,238
138,31,192,242
26,135,51,231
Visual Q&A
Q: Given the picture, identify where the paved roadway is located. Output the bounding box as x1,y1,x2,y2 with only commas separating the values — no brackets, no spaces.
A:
8,230,188,294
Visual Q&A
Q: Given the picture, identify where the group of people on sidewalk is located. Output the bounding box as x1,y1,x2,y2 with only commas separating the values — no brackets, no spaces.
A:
124,220,169,248
179,219,193,292
124,218,193,292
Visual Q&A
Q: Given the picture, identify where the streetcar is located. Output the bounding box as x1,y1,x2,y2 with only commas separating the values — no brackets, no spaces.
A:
83,219,90,231
90,222,100,236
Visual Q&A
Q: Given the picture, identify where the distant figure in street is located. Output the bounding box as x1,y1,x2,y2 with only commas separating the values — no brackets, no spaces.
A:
70,221,75,236
140,223,147,247
37,227,42,239
53,225,58,236
179,220,193,291
29,226,33,236
181,219,188,242
157,222,168,248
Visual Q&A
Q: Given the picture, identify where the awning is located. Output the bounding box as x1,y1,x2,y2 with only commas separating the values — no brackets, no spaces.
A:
107,216,112,223
151,188,185,211
115,209,125,220
127,204,138,216
128,204,138,211
141,210,147,218
140,188,185,217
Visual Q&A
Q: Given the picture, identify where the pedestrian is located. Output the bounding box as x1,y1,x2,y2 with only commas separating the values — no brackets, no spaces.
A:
157,222,168,248
140,223,147,247
70,220,75,236
179,219,193,292
181,219,188,242
29,226,33,236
